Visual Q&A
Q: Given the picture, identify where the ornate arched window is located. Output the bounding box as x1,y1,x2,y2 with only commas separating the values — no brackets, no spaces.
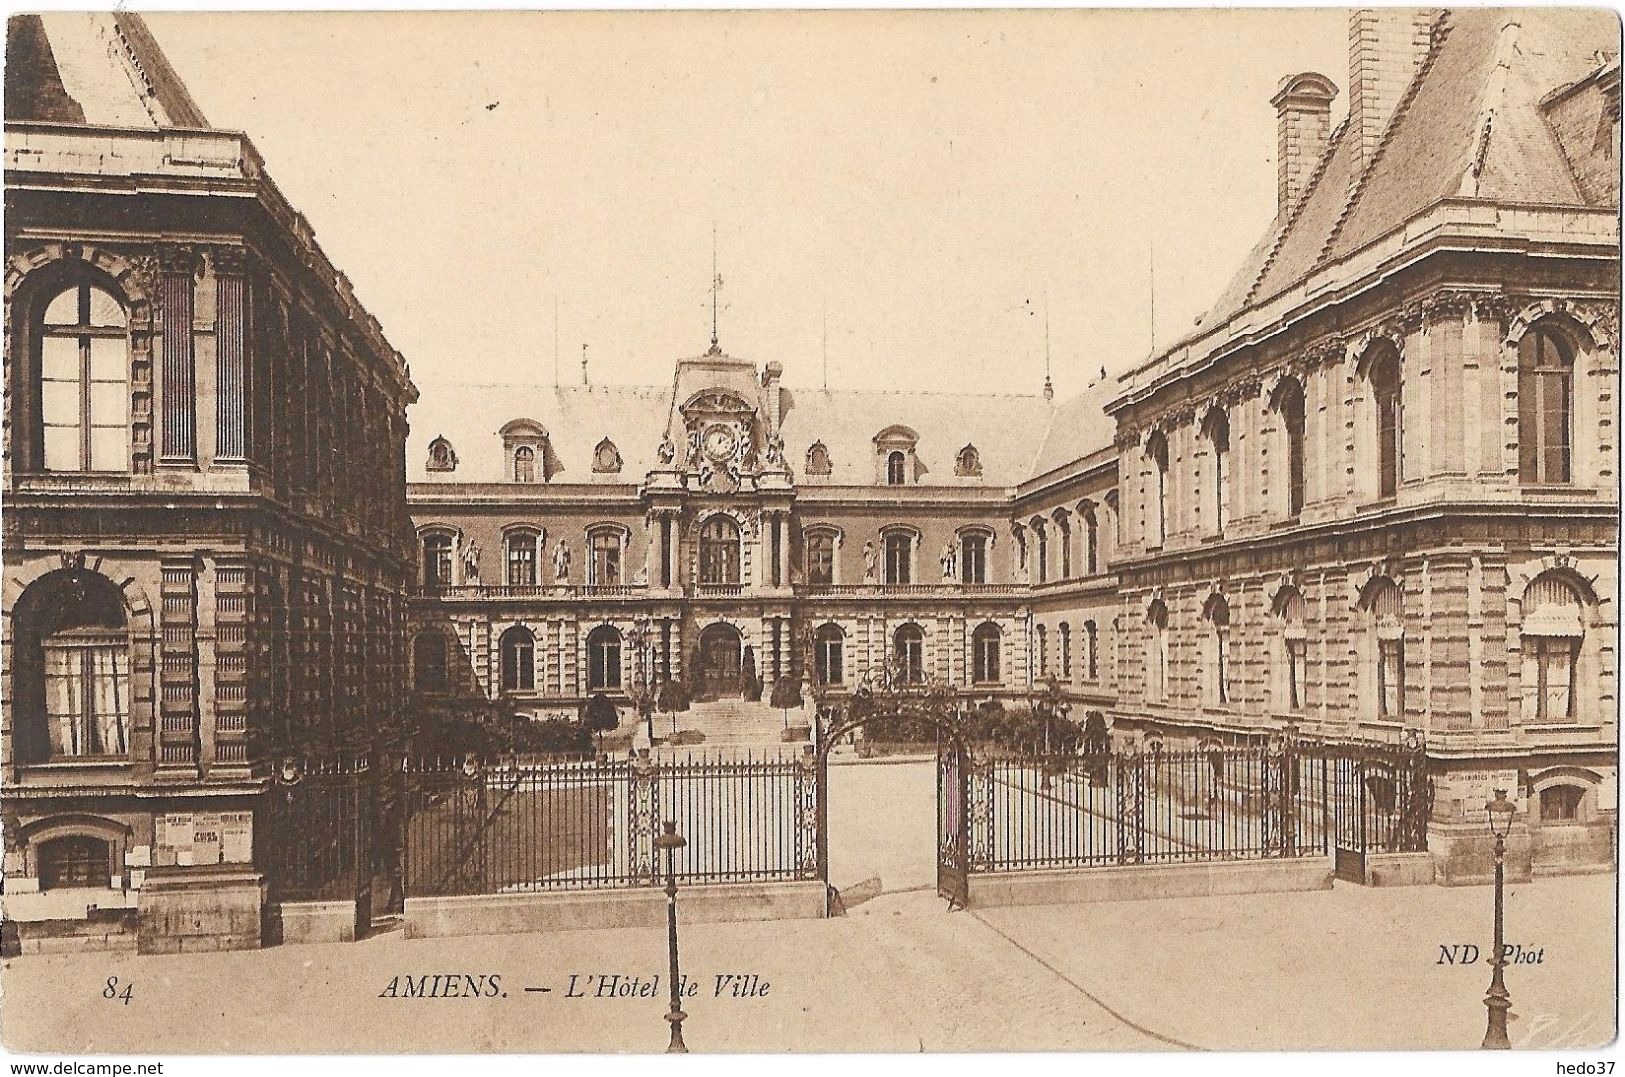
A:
814,622,844,686
893,623,925,684
973,622,1002,684
699,515,741,585
886,450,907,486
38,280,129,472
513,444,537,483
587,625,623,691
1364,578,1405,720
1053,509,1072,579
1274,586,1308,713
504,528,541,587
1035,623,1049,676
1518,325,1574,485
1365,343,1403,498
1147,599,1169,703
806,441,832,476
414,631,449,692
1032,519,1049,584
421,530,455,589
499,625,535,692
1272,378,1306,516
1059,622,1072,679
1082,620,1099,681
13,569,131,764
1081,501,1100,576
426,436,457,473
1539,784,1585,822
1145,431,1170,547
587,526,624,587
1203,593,1232,705
1201,408,1231,535
593,438,622,474
959,528,990,585
882,528,915,585
1521,573,1585,723
804,528,837,587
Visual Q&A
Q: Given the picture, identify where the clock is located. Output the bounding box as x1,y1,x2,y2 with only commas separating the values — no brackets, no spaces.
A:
702,424,738,461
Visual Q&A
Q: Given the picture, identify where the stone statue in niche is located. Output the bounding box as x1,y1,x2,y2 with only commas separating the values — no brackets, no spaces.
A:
862,541,879,583
462,540,480,584
657,434,676,465
552,540,571,583
940,542,957,581
764,434,784,468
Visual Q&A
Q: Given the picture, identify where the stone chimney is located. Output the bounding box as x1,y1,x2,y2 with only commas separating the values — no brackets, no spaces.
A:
1348,8,1439,169
1270,72,1338,214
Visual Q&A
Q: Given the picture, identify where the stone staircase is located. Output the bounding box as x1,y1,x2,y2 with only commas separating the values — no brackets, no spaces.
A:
674,698,804,749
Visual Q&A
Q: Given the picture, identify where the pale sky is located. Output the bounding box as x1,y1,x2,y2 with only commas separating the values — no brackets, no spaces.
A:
145,9,1348,402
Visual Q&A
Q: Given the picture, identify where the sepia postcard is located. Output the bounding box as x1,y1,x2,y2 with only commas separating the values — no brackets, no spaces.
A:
0,5,1618,1069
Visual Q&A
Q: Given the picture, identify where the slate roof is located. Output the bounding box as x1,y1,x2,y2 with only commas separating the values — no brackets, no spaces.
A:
5,13,210,128
1189,7,1620,346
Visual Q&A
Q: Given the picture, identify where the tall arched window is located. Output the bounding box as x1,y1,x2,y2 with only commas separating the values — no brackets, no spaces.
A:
1053,511,1072,579
1201,408,1230,535
505,529,540,587
884,530,914,585
1203,593,1232,705
1145,432,1170,547
814,622,844,685
1081,502,1099,576
1521,573,1585,724
414,631,449,692
973,622,1002,684
1275,587,1307,713
960,530,989,585
1059,622,1072,679
588,528,623,586
1033,521,1049,584
1147,600,1169,703
499,625,535,692
886,451,907,486
421,532,454,589
39,280,128,472
1518,326,1574,485
699,516,741,585
1273,378,1307,517
1367,344,1403,498
805,530,836,586
1082,620,1099,681
513,444,537,483
1365,579,1405,720
587,625,623,691
1036,623,1049,676
15,569,131,764
894,623,925,684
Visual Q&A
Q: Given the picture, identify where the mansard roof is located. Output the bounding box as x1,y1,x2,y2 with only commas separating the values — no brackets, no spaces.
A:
1187,7,1620,350
5,13,210,127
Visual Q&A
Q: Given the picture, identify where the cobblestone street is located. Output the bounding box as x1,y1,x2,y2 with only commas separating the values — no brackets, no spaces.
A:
3,868,1611,1054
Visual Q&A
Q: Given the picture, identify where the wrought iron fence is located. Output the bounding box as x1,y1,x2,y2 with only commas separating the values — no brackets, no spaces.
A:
399,749,819,897
259,753,374,904
964,737,1430,874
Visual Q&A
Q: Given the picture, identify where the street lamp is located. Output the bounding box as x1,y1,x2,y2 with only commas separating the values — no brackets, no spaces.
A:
627,617,655,747
1481,788,1515,1050
654,820,689,1053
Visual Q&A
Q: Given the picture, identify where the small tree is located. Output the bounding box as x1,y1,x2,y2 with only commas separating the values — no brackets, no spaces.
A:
741,646,762,701
769,673,804,729
581,692,620,747
657,677,691,737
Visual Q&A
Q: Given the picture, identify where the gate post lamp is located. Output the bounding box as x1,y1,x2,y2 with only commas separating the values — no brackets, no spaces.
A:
654,820,689,1053
1481,788,1515,1050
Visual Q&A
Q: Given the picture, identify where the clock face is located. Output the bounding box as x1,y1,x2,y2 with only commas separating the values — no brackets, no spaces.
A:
703,425,737,461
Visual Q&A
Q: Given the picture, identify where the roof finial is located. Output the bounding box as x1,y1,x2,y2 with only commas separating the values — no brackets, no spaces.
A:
708,222,723,356
581,342,589,386
1042,293,1054,400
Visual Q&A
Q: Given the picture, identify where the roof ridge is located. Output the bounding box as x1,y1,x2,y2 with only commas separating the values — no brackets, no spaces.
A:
1460,15,1521,199
1241,116,1350,309
1316,10,1452,270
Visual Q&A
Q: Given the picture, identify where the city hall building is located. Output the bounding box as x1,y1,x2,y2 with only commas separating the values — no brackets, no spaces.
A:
409,8,1620,882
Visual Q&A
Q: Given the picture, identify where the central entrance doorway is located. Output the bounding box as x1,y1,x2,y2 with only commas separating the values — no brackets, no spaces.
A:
697,622,743,700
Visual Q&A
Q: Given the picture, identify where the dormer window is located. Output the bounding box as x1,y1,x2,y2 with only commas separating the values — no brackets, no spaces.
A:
426,436,457,473
873,425,920,485
886,452,907,486
593,437,623,475
500,418,550,484
806,441,832,476
955,444,982,477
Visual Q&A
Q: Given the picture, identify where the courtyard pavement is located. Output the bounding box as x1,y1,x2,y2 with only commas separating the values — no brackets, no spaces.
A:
1,760,1615,1054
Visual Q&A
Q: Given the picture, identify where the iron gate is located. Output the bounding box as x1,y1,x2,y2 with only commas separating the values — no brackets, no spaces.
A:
1327,736,1433,881
936,737,970,909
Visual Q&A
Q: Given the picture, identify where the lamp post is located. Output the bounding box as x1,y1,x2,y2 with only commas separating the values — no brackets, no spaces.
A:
1481,788,1515,1049
654,820,689,1053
